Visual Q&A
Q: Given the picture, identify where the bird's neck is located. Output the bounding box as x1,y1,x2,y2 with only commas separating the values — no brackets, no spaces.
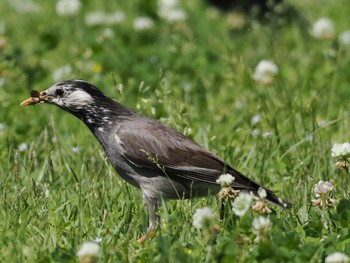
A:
70,97,133,135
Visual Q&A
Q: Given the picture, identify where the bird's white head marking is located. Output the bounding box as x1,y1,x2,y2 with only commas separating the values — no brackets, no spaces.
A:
38,80,115,128
44,82,93,110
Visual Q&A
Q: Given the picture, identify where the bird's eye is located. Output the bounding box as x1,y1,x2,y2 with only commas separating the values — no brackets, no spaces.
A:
55,88,64,97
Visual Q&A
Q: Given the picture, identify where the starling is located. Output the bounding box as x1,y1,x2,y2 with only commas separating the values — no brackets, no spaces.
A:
21,80,290,235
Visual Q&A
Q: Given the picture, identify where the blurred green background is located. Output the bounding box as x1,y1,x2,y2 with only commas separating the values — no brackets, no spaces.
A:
1,0,350,262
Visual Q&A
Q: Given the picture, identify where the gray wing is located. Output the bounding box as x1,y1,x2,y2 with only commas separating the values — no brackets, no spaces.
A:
116,118,261,191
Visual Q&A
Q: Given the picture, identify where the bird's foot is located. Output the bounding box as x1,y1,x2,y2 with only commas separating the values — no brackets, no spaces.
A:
136,230,155,244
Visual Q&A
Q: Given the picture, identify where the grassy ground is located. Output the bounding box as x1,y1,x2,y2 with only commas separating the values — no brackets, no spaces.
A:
1,0,350,262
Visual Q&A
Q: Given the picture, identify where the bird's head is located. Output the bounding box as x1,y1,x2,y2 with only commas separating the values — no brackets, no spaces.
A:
20,79,105,112
20,79,132,130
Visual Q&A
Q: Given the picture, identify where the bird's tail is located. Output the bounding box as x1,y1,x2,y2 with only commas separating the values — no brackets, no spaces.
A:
229,167,291,209
260,187,292,208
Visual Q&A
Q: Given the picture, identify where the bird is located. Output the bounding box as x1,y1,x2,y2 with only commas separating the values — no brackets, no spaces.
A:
21,80,290,237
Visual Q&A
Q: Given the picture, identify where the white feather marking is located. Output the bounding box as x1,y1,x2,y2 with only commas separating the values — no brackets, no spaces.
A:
115,134,122,144
65,90,93,106
98,127,104,132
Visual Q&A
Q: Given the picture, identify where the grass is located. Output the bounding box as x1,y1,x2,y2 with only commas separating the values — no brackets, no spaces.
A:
1,0,350,262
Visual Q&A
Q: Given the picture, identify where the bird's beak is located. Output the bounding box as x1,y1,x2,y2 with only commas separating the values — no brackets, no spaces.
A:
20,90,51,106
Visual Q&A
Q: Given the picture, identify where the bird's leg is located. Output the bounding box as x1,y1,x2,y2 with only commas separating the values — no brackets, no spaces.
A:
137,192,159,243
220,200,225,220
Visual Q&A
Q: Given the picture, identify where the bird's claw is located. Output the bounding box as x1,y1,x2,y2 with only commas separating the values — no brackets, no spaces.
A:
136,230,155,244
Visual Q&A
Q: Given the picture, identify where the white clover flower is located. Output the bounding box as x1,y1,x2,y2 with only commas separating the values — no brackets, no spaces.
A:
253,60,278,85
85,11,105,26
193,206,214,230
235,101,245,110
22,246,33,257
305,134,313,142
312,181,337,208
258,187,267,199
101,28,114,39
324,48,337,58
9,0,39,13
252,129,260,137
53,65,72,82
216,173,235,187
262,131,272,138
252,216,271,243
56,0,81,17
231,192,252,217
77,242,100,262
85,11,125,26
164,9,186,22
19,143,28,152
104,11,125,25
311,18,334,40
331,143,350,158
325,252,349,263
252,216,271,232
339,31,350,48
94,237,102,243
251,188,272,214
318,120,328,128
133,17,154,31
0,78,5,87
183,127,192,136
44,188,50,198
97,28,115,43
158,0,186,22
251,114,261,125
151,107,157,116
158,0,179,9
72,146,81,153
314,180,333,197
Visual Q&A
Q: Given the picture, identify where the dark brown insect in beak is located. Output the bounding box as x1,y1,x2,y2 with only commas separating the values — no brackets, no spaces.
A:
31,90,41,98
20,90,47,106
